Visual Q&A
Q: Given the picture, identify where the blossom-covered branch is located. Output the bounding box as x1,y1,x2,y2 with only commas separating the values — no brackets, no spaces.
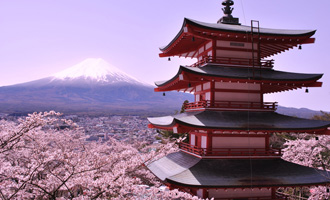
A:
0,111,202,199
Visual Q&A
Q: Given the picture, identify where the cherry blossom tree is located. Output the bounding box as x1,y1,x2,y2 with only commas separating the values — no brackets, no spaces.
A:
0,111,201,200
280,112,330,199
282,134,330,199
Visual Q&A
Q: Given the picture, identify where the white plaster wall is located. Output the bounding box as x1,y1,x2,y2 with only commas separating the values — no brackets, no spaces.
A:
196,189,203,198
188,51,195,57
216,49,257,58
216,40,258,49
212,137,265,148
199,46,205,54
214,92,260,102
190,134,196,146
196,85,202,92
205,92,211,101
206,41,212,50
201,136,207,148
215,82,260,90
195,94,200,102
203,82,211,90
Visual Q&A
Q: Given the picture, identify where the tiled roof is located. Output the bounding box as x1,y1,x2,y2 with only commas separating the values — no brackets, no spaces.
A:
148,110,330,131
148,151,329,187
155,65,323,86
186,18,315,36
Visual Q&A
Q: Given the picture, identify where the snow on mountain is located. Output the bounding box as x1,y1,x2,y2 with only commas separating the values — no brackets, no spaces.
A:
52,58,151,86
0,58,193,114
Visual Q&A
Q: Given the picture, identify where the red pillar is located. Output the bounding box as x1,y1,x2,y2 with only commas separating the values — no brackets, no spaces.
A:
265,132,270,151
212,39,216,59
271,187,276,199
210,80,215,107
203,189,209,199
207,131,213,156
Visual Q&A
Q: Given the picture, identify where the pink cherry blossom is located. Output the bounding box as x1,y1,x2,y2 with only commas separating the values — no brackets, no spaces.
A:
0,111,204,199
282,134,330,199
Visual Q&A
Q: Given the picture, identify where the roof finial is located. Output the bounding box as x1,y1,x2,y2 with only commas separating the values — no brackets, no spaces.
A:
222,0,234,17
218,0,240,25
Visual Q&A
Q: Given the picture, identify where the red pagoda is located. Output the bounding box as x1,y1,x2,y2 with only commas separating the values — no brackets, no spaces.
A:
147,1,330,199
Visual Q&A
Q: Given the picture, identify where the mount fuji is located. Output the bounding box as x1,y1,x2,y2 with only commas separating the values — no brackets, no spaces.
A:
51,58,151,86
0,58,192,115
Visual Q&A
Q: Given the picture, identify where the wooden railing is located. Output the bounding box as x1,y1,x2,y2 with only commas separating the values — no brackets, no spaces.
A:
215,197,286,200
212,191,306,200
179,142,282,157
184,101,278,111
199,191,288,200
276,192,307,200
190,56,274,68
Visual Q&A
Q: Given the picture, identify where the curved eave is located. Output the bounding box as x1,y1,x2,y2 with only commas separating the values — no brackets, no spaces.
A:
185,18,316,37
160,18,316,58
148,115,177,128
160,18,192,52
147,111,330,134
159,26,208,58
148,152,329,188
166,179,329,189
154,65,323,93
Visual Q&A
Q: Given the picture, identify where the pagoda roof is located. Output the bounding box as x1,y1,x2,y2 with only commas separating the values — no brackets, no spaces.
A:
148,151,329,188
155,64,323,93
160,18,316,58
187,18,314,37
148,110,330,134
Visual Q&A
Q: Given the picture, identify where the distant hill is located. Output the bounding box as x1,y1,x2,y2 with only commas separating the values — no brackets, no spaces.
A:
276,106,325,119
0,58,327,118
0,58,193,115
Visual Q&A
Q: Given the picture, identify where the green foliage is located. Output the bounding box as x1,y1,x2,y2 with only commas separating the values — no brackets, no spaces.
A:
180,100,189,113
269,133,287,148
270,132,301,149
277,187,310,200
312,111,330,121
154,135,162,140
156,129,189,143
157,130,175,139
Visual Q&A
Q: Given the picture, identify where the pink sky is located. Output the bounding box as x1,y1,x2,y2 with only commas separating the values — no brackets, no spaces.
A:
0,0,329,111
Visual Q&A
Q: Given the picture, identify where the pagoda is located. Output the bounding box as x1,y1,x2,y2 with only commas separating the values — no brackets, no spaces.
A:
147,1,330,199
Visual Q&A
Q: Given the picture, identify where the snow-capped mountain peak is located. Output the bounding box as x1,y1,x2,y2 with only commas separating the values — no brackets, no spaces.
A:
52,58,149,85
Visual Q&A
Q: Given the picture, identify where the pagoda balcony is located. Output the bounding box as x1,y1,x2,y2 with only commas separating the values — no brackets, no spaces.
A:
190,56,274,68
179,142,282,158
184,101,278,111
214,197,287,200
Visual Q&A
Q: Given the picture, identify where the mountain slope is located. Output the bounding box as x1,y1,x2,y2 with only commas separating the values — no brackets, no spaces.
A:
51,58,150,86
0,58,193,114
1,58,322,117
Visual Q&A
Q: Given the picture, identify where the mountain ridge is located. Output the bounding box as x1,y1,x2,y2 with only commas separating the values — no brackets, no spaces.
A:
51,58,151,86
0,58,327,117
0,58,193,115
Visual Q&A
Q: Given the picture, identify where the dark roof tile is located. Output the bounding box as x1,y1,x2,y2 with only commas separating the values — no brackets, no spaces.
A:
148,110,330,131
148,151,329,187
